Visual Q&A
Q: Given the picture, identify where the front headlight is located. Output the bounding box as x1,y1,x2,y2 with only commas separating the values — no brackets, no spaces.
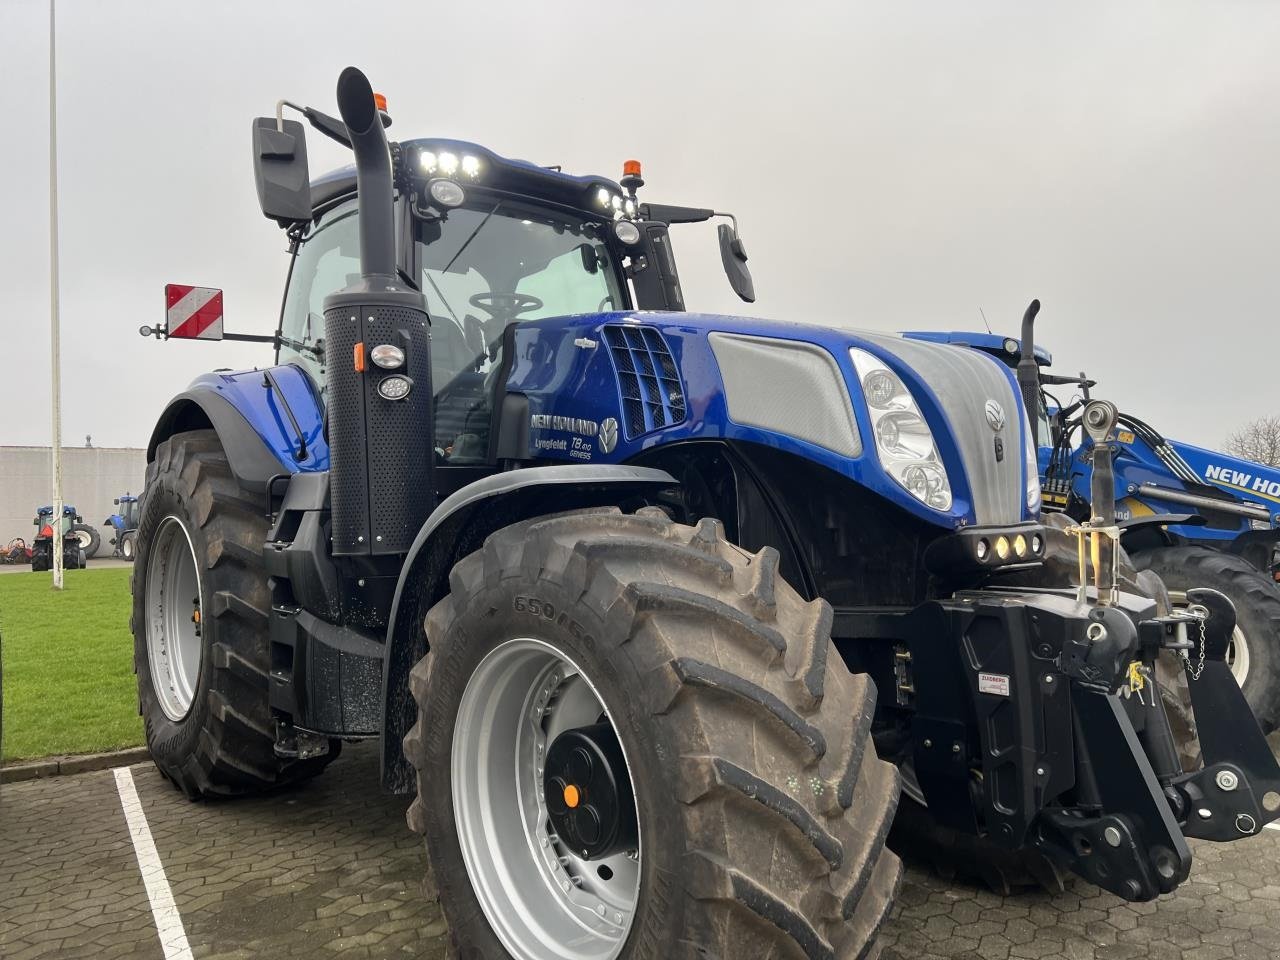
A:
1024,420,1041,513
851,348,952,511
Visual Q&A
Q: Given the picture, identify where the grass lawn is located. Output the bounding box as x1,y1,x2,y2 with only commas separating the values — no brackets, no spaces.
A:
0,567,143,761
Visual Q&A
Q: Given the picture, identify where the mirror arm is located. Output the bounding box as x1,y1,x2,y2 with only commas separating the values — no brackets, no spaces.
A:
277,98,353,149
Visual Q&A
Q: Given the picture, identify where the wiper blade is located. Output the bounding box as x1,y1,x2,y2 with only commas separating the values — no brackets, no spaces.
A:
442,201,501,275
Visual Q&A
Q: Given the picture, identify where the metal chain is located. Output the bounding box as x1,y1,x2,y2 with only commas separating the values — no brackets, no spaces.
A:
1182,604,1208,681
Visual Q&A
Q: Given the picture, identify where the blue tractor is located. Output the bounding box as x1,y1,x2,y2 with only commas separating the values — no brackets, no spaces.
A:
133,68,1280,957
910,309,1280,738
104,494,140,561
30,505,87,571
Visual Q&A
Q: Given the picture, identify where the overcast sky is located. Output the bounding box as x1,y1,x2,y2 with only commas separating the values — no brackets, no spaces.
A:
2,0,1278,451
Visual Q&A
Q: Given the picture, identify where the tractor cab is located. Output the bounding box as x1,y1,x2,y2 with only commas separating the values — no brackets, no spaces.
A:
33,504,79,537
272,134,753,469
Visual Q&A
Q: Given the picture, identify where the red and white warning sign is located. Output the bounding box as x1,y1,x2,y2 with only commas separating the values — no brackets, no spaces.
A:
164,284,224,340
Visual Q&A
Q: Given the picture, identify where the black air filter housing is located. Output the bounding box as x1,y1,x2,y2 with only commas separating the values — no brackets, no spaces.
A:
324,284,433,557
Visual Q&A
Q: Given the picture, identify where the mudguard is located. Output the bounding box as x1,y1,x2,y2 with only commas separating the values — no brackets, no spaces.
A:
147,365,329,492
380,464,676,792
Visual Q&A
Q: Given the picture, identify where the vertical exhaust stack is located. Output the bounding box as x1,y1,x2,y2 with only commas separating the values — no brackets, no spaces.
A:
1016,299,1042,445
323,67,433,557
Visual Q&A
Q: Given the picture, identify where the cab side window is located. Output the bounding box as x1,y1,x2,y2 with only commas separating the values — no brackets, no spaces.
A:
278,203,361,388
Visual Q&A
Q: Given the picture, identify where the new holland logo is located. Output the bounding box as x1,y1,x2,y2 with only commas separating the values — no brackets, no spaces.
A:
598,418,619,454
984,399,1006,433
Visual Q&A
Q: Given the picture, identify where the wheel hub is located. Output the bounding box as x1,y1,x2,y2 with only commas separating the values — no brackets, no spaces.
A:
144,516,204,721
451,638,641,960
545,722,638,861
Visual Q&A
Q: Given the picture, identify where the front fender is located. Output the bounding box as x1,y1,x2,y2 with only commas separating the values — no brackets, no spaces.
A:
379,464,676,792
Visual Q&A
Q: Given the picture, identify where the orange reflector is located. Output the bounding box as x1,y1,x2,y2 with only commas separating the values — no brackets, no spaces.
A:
354,342,365,372
623,159,642,177
563,784,581,809
373,92,388,112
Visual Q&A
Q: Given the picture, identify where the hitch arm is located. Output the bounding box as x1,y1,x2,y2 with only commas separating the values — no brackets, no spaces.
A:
1176,587,1280,838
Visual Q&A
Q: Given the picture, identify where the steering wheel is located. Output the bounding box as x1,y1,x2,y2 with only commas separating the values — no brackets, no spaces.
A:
468,292,543,321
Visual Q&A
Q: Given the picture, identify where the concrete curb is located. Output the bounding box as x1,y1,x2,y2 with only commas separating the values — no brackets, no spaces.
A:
1,747,151,784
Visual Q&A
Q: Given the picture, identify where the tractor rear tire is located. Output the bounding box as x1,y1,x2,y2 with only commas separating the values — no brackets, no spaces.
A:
404,508,902,960
133,429,339,798
121,531,137,562
71,523,101,559
1133,545,1280,736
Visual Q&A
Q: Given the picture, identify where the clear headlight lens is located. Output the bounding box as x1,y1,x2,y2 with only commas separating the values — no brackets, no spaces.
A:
1024,419,1042,513
851,348,953,511
429,179,466,208
614,221,641,245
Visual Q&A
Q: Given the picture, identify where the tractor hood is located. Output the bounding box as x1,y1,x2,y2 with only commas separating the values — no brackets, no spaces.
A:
509,312,1039,531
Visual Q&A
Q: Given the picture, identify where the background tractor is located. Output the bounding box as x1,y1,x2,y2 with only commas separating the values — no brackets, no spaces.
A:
105,494,140,561
911,312,1280,738
132,68,1280,959
30,505,87,572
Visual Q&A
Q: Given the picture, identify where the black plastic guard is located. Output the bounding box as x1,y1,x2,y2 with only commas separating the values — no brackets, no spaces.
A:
1177,587,1280,839
1068,689,1192,898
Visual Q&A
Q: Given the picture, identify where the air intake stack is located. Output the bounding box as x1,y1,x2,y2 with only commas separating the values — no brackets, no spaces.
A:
323,67,433,556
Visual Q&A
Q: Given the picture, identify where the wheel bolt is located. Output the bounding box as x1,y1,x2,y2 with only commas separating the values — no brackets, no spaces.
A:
1103,826,1122,848
1217,770,1240,792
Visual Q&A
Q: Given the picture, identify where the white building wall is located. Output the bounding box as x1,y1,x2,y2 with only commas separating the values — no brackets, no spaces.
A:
0,446,146,548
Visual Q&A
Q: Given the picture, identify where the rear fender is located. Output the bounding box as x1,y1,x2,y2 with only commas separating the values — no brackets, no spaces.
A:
147,366,326,492
379,465,676,792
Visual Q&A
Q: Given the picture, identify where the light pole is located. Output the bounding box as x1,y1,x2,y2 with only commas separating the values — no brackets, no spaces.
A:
48,0,64,590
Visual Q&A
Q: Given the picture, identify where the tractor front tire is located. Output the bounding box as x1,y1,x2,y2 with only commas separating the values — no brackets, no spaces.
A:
133,430,338,797
1133,545,1280,736
405,508,902,960
120,531,137,562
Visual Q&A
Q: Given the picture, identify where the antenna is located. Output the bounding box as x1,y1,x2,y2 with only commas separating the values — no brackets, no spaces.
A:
979,307,992,334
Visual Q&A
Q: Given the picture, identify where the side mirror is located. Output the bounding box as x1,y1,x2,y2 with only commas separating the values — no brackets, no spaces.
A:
252,117,312,226
113,498,119,505
718,224,755,303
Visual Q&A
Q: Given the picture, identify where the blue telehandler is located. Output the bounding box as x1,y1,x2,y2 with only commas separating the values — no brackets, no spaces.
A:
911,308,1280,738
104,494,140,561
132,68,1280,958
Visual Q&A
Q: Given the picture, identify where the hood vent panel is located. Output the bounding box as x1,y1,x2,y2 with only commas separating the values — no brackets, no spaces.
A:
603,324,686,439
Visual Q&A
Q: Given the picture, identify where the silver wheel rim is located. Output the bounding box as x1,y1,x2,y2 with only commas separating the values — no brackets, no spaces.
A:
123,537,135,560
71,529,92,549
451,638,641,960
1170,591,1251,688
145,516,204,721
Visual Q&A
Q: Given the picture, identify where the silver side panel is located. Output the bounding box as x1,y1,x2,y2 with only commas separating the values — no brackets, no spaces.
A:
863,333,1024,525
709,332,863,457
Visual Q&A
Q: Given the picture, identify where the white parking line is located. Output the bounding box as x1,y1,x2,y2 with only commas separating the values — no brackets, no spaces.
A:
113,766,194,960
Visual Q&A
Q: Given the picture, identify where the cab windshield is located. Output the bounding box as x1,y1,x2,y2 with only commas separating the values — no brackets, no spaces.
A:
417,200,625,464
277,196,625,466
416,199,625,377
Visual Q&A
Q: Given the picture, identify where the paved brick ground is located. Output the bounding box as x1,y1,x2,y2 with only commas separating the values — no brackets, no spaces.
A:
1,745,446,959
3,742,1280,959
